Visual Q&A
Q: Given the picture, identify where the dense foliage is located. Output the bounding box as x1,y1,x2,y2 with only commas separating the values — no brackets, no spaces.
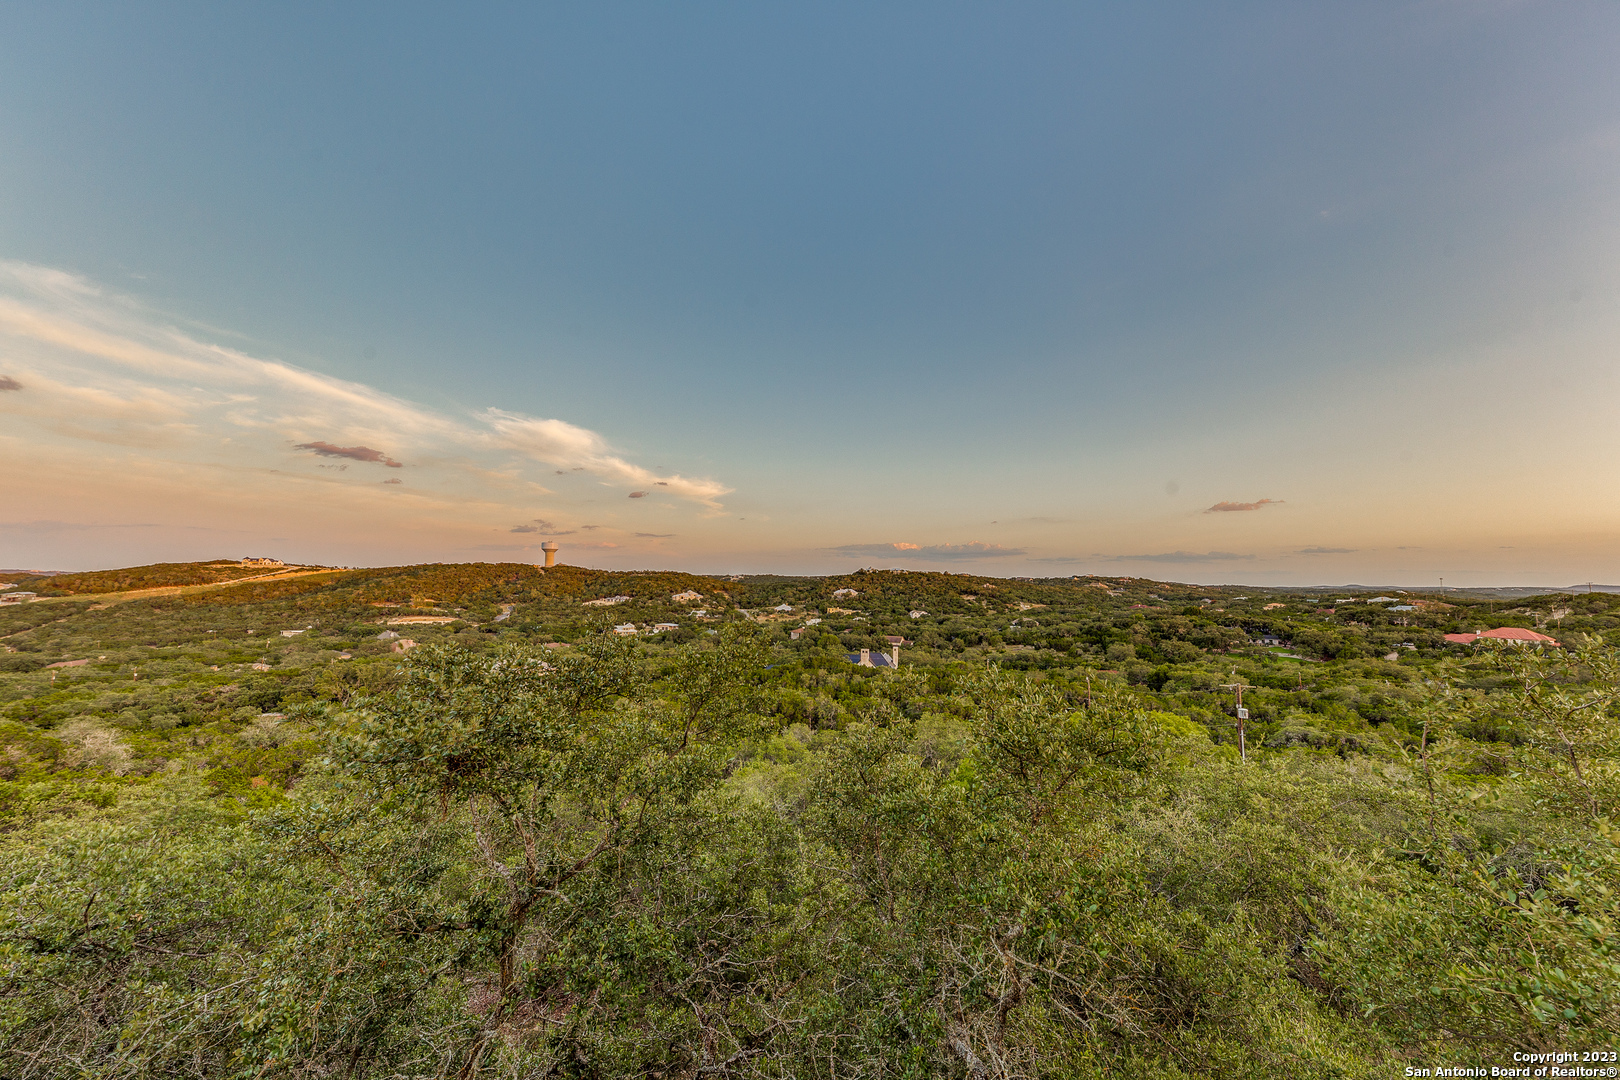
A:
1,563,1617,1076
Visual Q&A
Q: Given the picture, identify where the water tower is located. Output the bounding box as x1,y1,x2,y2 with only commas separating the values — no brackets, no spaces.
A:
540,541,560,568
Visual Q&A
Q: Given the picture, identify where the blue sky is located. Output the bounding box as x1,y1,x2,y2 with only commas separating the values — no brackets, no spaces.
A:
2,3,1618,584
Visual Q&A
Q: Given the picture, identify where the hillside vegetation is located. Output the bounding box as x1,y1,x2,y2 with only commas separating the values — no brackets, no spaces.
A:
1,560,305,595
0,561,1616,1077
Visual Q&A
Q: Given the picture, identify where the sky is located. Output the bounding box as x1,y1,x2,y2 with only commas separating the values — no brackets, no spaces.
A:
2,2,1618,586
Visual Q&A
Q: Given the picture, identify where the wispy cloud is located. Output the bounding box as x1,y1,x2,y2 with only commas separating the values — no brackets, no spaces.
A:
1298,546,1355,555
0,260,731,514
0,266,457,445
0,520,163,532
832,541,1027,561
483,410,729,509
634,532,675,538
1205,499,1282,513
1114,551,1256,563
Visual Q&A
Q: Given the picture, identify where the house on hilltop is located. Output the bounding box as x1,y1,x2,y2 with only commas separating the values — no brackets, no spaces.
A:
241,557,286,568
847,644,901,668
671,590,703,602
1444,627,1560,647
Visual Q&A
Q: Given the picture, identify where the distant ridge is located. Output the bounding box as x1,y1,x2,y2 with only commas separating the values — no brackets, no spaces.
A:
1265,584,1620,599
1438,585,1620,599
6,562,1616,599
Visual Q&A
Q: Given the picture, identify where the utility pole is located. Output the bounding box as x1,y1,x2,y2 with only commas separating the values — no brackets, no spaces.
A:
1218,673,1252,762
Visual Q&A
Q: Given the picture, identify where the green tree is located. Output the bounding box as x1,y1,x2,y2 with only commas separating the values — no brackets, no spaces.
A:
1492,635,1620,821
284,628,772,1074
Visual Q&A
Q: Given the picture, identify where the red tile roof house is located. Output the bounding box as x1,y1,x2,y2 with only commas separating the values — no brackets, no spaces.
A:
1444,627,1560,646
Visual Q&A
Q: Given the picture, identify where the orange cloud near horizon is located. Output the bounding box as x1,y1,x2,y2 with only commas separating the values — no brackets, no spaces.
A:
295,441,404,467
